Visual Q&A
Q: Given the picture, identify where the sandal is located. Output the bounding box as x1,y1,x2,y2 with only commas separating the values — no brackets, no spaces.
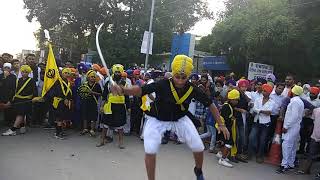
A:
80,129,89,136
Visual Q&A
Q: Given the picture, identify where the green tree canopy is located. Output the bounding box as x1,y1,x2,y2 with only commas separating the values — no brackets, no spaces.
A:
197,0,320,81
24,0,212,67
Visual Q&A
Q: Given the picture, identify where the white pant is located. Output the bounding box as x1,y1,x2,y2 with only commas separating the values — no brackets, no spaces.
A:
281,125,300,168
143,115,204,154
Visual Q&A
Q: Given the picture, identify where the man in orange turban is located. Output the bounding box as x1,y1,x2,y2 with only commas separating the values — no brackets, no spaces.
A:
248,83,275,163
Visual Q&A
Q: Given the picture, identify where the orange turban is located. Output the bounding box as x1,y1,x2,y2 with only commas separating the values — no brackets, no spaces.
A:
70,68,77,74
310,87,320,95
121,72,128,78
262,84,273,94
92,64,101,71
99,67,108,76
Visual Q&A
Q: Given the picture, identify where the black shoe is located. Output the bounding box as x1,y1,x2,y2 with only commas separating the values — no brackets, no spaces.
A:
315,173,320,179
230,156,239,163
297,149,305,154
276,166,289,174
196,174,205,180
236,155,248,163
161,138,169,144
43,125,55,130
288,166,295,170
194,167,205,180
256,157,264,164
54,133,65,140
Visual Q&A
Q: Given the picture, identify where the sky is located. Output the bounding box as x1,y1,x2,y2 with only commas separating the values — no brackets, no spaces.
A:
188,0,226,36
0,0,225,56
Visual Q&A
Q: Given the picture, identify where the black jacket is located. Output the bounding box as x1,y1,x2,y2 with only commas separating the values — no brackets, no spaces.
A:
0,73,16,103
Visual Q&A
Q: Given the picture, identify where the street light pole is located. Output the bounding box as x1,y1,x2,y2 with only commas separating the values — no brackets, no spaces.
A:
144,0,155,71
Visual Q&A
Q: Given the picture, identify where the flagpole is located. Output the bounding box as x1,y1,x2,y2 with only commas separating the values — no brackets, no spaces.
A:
144,0,155,71
41,30,61,97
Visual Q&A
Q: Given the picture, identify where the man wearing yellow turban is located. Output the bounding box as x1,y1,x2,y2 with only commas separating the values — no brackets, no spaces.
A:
171,54,194,77
98,63,128,149
2,65,37,136
277,85,304,173
110,55,229,180
112,64,124,75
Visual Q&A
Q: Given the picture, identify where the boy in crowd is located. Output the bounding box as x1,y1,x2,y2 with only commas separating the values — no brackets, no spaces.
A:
0,63,17,126
216,89,240,168
2,65,37,136
79,70,102,137
43,68,73,139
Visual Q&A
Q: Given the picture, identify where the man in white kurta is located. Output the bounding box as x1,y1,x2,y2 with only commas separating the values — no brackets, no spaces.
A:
277,85,304,173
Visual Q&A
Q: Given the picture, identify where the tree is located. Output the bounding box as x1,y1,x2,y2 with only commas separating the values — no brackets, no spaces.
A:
24,0,212,66
197,0,320,80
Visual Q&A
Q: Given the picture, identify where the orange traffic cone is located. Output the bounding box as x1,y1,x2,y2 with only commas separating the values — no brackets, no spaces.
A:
265,119,283,166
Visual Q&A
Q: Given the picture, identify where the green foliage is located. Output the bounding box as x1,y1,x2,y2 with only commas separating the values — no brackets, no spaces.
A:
197,0,320,81
24,0,211,66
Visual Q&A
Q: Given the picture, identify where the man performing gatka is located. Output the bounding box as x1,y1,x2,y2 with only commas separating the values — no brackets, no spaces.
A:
110,55,230,180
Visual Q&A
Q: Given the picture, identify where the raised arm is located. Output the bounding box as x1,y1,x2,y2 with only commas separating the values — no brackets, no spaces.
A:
112,79,160,97
122,85,142,96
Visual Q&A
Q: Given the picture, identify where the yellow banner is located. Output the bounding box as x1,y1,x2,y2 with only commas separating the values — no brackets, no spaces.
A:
42,43,61,96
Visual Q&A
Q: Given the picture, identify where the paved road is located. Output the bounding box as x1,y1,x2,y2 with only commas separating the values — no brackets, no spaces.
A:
0,128,315,180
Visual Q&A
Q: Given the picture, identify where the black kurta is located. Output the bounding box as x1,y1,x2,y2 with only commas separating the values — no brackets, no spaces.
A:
45,80,73,120
79,82,102,121
12,77,37,116
0,74,16,103
141,79,212,122
102,80,129,128
219,103,234,145
235,92,249,126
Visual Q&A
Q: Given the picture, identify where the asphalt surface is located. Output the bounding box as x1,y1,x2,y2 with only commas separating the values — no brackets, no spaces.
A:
0,128,316,180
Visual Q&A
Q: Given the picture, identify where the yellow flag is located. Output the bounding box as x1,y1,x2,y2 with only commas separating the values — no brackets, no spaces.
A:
42,43,61,96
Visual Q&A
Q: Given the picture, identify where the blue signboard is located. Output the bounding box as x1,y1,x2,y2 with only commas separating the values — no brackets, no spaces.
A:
203,56,230,71
170,33,192,63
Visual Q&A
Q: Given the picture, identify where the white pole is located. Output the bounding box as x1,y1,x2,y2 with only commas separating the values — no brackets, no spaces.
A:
144,0,155,71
